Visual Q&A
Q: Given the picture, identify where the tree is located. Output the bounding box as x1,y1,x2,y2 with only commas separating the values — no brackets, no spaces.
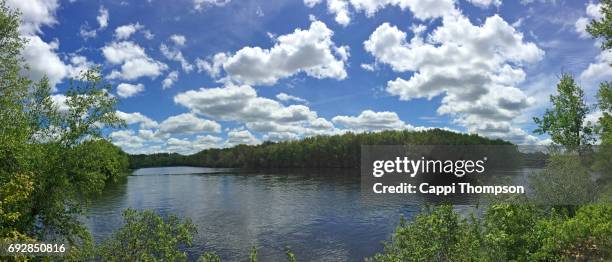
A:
587,0,611,51
533,74,593,151
97,209,197,262
0,0,129,255
598,82,612,145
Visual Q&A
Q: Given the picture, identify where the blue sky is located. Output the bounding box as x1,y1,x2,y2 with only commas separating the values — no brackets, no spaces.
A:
8,0,611,154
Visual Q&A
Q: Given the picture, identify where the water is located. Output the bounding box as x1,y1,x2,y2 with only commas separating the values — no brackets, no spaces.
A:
85,166,534,261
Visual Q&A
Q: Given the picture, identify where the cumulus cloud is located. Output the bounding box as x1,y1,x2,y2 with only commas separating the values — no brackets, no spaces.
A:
110,129,146,150
21,36,67,87
116,111,159,129
276,93,308,104
102,41,167,80
364,13,544,144
170,34,186,46
162,71,179,89
21,36,94,90
195,53,227,77
226,129,260,146
80,6,109,39
97,6,109,29
158,113,221,135
174,84,336,139
114,23,144,40
160,39,193,73
575,2,602,38
304,0,458,26
6,0,59,34
194,0,231,11
165,135,224,155
198,20,348,86
332,110,411,131
6,0,93,90
580,50,612,85
116,83,145,98
466,0,501,8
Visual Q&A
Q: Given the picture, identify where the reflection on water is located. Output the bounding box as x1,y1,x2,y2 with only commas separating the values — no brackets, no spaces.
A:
85,166,535,261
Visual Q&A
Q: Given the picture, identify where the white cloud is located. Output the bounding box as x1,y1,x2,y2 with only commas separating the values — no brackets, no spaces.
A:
78,6,109,39
586,2,604,20
143,30,155,40
6,1,90,90
50,94,69,112
158,113,221,135
175,85,316,123
160,42,193,73
21,37,93,90
165,135,223,155
116,83,145,98
276,93,308,104
97,6,109,29
116,111,159,129
194,0,231,11
195,53,227,77
21,36,67,88
575,17,591,39
304,0,458,26
6,0,59,34
80,26,97,39
364,13,544,144
174,84,336,139
226,129,260,146
110,129,146,150
580,50,612,84
102,41,167,80
332,110,411,131
200,20,348,86
466,0,501,8
162,71,179,89
575,2,602,38
360,63,375,71
170,34,186,46
114,23,144,40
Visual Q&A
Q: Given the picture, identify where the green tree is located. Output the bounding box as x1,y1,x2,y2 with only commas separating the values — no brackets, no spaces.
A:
368,205,482,262
0,0,128,256
598,82,612,145
587,0,611,50
533,74,593,151
97,209,197,262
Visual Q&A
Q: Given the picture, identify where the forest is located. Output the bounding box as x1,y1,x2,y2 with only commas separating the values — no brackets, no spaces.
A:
128,129,516,169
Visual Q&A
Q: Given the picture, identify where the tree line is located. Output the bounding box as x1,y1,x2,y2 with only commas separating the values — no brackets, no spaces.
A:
129,129,514,169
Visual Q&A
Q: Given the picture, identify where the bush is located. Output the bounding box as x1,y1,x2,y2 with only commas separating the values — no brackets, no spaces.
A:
97,209,197,262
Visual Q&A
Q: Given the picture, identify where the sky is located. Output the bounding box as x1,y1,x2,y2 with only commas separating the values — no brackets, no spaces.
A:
7,0,611,154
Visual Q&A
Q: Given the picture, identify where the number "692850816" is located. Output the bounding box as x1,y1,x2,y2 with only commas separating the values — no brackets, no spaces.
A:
6,243,65,253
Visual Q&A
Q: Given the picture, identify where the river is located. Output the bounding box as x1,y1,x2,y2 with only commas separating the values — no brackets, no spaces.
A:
85,166,534,261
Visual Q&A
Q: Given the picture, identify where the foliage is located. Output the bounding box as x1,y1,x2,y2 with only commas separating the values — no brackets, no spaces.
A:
533,74,593,152
368,205,482,262
285,248,296,262
587,0,612,50
129,129,512,169
597,82,612,145
97,209,197,262
369,204,612,262
198,252,221,262
0,0,128,256
249,246,257,262
530,154,597,207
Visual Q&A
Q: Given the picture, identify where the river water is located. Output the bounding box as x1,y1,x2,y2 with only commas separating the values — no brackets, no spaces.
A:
85,166,533,261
